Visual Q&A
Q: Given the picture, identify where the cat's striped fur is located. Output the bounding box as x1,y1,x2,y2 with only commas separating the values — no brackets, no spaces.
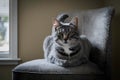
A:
43,14,91,67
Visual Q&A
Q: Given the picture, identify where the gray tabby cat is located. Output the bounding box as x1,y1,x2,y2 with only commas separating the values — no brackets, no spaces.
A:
43,14,91,67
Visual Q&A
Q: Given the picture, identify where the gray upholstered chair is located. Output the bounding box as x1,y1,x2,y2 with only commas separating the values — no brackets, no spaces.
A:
12,7,114,80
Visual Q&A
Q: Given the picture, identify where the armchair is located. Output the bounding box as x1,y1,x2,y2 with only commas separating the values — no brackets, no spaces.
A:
12,7,114,80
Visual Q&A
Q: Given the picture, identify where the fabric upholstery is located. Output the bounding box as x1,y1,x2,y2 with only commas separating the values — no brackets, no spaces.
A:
12,59,104,80
13,59,102,74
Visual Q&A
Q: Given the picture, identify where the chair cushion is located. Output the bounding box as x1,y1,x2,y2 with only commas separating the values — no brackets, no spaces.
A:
13,59,103,74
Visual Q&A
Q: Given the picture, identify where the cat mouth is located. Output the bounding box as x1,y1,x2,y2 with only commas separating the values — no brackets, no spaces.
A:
64,40,68,44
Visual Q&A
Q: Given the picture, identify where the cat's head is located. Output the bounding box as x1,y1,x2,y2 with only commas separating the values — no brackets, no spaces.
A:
53,17,80,45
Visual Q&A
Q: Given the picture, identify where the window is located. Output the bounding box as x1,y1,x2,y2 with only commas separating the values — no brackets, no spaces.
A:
0,0,20,65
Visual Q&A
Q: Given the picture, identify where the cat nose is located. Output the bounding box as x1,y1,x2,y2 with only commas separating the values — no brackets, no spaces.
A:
64,40,67,43
63,38,67,43
63,35,68,40
63,35,68,43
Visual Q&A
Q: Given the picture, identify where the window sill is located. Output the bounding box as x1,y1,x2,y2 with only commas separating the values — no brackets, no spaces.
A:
0,58,21,65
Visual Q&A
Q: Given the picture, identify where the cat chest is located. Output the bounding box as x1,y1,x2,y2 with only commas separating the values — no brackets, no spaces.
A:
63,45,72,54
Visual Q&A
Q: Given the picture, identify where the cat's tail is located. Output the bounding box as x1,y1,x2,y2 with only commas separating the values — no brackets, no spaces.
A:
56,13,69,22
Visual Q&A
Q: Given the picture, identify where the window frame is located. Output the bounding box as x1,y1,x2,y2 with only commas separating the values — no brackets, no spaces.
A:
0,0,20,65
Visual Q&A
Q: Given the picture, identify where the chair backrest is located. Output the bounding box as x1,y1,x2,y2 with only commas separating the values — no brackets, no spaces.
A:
68,7,114,80
82,7,114,80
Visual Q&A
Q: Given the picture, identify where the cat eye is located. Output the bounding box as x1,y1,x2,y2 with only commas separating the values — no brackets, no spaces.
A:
57,33,63,39
70,34,75,38
69,32,79,39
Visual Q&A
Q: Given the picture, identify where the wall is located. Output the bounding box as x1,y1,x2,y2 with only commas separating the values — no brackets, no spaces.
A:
1,0,119,80
0,66,15,80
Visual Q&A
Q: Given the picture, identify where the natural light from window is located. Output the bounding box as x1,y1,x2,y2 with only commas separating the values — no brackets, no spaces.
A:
0,0,9,53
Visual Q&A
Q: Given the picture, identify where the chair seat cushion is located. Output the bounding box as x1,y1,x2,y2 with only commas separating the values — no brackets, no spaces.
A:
13,59,103,74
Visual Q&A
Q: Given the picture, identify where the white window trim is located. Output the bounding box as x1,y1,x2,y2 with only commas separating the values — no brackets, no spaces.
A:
0,0,20,65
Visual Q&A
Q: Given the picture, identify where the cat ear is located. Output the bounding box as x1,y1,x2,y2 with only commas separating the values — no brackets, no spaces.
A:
70,17,78,29
53,19,60,28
